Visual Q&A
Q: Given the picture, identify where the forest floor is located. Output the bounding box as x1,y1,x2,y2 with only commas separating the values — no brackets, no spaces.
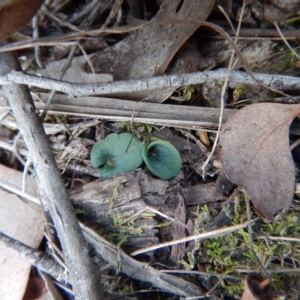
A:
1,0,300,299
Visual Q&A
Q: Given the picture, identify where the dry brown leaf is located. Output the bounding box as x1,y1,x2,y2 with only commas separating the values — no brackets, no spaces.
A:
0,0,44,42
0,164,43,300
197,130,210,148
220,103,300,220
32,55,113,84
22,276,46,300
85,0,215,80
241,273,273,300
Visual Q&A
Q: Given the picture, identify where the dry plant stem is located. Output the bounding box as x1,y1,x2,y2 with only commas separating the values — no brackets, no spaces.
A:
13,131,27,166
51,0,71,13
0,231,66,280
0,93,234,130
0,51,104,300
201,65,230,175
274,22,300,60
0,19,293,99
114,206,188,230
0,179,40,205
245,195,267,277
69,0,108,24
41,0,106,120
0,20,298,53
201,0,246,176
1,69,300,96
257,236,300,242
130,221,254,256
160,270,241,280
32,14,43,68
236,268,300,275
22,157,33,193
101,0,122,29
3,94,300,134
201,27,300,40
43,6,80,32
40,43,78,120
81,223,204,297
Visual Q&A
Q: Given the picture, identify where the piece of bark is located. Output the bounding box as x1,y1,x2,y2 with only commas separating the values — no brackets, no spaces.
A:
182,182,226,205
170,192,187,261
70,172,144,225
0,51,103,299
70,171,222,227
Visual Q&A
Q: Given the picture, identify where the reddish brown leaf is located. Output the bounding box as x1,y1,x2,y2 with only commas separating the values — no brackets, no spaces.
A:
22,276,45,300
0,0,44,42
220,103,300,220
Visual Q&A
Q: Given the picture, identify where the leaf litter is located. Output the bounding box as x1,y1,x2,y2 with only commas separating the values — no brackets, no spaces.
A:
220,103,300,220
2,0,300,298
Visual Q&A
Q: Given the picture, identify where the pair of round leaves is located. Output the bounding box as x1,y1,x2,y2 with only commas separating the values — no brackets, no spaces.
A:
91,133,182,179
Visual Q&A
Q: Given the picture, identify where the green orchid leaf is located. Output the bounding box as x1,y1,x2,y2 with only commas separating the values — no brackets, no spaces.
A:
142,140,182,180
91,133,143,177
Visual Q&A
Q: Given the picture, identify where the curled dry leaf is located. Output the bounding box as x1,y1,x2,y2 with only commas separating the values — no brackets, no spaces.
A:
220,103,300,220
0,0,44,42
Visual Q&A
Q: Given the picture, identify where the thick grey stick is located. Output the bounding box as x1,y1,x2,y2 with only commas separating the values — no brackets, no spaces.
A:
0,69,299,96
0,231,66,281
0,52,104,299
81,224,204,297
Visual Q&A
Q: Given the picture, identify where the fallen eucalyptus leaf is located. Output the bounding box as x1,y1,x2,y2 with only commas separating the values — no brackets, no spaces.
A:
142,140,182,180
220,103,300,220
91,133,143,178
0,0,44,42
84,0,215,102
0,164,43,300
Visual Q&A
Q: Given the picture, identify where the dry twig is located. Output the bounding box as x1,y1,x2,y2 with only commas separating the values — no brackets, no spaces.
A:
0,50,104,300
0,69,299,96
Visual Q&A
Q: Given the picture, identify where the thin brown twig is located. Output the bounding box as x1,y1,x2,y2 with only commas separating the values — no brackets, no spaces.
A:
274,22,300,60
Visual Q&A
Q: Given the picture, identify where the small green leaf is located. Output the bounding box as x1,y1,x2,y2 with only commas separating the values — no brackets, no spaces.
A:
91,133,143,177
142,140,182,180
